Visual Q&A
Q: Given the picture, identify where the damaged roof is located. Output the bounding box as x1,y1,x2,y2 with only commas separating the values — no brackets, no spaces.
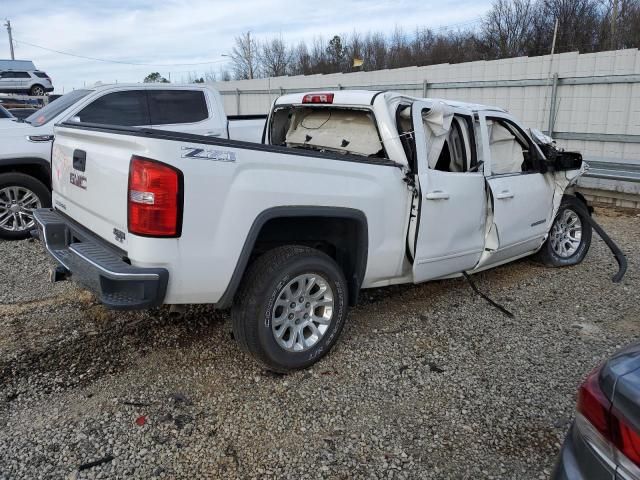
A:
275,89,507,114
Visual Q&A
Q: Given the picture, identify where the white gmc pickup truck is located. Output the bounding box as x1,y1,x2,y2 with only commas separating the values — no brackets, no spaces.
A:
34,90,622,372
0,84,265,239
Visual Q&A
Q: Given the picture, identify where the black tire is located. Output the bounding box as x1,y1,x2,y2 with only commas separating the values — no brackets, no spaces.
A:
29,84,45,96
536,195,592,267
231,245,348,373
0,173,51,240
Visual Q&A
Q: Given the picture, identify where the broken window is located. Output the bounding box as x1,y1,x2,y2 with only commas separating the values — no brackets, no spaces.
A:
422,105,475,172
269,106,387,158
434,117,472,172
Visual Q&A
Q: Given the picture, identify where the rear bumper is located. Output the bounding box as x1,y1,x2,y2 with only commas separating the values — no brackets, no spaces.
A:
551,423,617,480
34,208,168,310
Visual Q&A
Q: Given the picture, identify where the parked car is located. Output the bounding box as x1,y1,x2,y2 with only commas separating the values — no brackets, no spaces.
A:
0,84,266,239
35,90,598,372
8,108,38,120
552,343,640,479
0,69,53,96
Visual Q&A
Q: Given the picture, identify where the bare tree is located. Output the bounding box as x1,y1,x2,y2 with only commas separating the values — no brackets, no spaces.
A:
482,0,537,58
362,32,388,71
345,32,364,71
231,31,260,79
261,37,292,77
221,0,638,79
291,41,312,75
540,0,602,53
387,27,411,68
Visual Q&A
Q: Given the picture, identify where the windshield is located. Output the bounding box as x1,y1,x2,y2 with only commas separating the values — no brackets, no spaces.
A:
270,106,386,158
25,89,91,126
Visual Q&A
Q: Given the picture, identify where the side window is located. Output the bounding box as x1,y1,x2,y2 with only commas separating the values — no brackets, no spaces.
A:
147,90,208,125
3,71,31,79
433,115,474,173
75,91,150,126
487,119,537,175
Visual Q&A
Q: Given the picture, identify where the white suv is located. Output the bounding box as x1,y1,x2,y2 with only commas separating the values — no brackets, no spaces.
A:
0,70,54,96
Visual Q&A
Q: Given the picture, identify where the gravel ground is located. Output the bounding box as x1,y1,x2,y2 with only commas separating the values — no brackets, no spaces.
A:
0,207,639,479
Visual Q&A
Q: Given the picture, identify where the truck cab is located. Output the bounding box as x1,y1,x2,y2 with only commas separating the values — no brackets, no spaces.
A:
267,90,584,282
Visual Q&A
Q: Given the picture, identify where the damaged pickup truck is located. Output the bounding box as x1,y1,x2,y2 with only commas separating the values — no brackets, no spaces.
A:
33,90,626,372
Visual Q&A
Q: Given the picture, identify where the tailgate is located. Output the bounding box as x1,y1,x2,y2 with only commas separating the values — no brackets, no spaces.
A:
52,125,142,249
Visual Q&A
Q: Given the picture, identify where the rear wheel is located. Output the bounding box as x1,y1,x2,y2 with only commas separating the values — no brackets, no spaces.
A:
29,85,45,96
0,173,51,240
537,196,592,267
231,245,348,372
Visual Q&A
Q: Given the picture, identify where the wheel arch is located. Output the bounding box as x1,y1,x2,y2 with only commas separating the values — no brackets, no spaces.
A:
0,158,51,189
572,191,594,215
216,206,369,309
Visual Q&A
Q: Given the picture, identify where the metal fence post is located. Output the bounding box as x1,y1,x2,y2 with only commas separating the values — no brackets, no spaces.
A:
235,89,241,115
547,73,559,135
423,79,428,98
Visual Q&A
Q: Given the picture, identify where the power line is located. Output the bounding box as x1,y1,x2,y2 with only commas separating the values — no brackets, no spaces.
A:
12,38,230,67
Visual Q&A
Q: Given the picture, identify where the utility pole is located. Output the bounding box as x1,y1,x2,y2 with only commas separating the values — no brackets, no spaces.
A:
4,19,15,60
611,0,619,50
550,18,558,55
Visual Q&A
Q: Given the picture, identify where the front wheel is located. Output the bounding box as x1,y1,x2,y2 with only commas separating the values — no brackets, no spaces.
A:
537,196,592,267
231,245,348,372
29,85,45,96
0,173,51,240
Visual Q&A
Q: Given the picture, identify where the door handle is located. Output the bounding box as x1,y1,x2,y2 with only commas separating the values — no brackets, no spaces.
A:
205,131,222,137
425,191,450,200
72,149,86,172
495,190,514,200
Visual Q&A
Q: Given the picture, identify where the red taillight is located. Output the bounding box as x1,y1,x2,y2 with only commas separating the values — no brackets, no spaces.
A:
577,365,640,468
302,93,334,104
616,414,640,466
577,367,611,436
128,156,182,237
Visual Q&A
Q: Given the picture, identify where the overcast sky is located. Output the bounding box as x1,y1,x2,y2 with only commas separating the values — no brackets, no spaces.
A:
2,0,490,93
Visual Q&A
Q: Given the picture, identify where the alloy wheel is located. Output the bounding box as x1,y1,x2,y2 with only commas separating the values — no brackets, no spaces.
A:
0,186,42,232
550,209,582,258
271,273,334,352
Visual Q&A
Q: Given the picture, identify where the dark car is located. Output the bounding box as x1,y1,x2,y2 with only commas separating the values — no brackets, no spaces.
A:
553,343,640,479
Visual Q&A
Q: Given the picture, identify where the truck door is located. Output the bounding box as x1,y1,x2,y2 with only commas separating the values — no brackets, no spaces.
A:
411,101,487,282
477,112,554,262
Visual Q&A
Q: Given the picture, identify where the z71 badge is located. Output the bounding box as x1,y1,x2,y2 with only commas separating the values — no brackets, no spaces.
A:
181,146,236,162
70,172,87,190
